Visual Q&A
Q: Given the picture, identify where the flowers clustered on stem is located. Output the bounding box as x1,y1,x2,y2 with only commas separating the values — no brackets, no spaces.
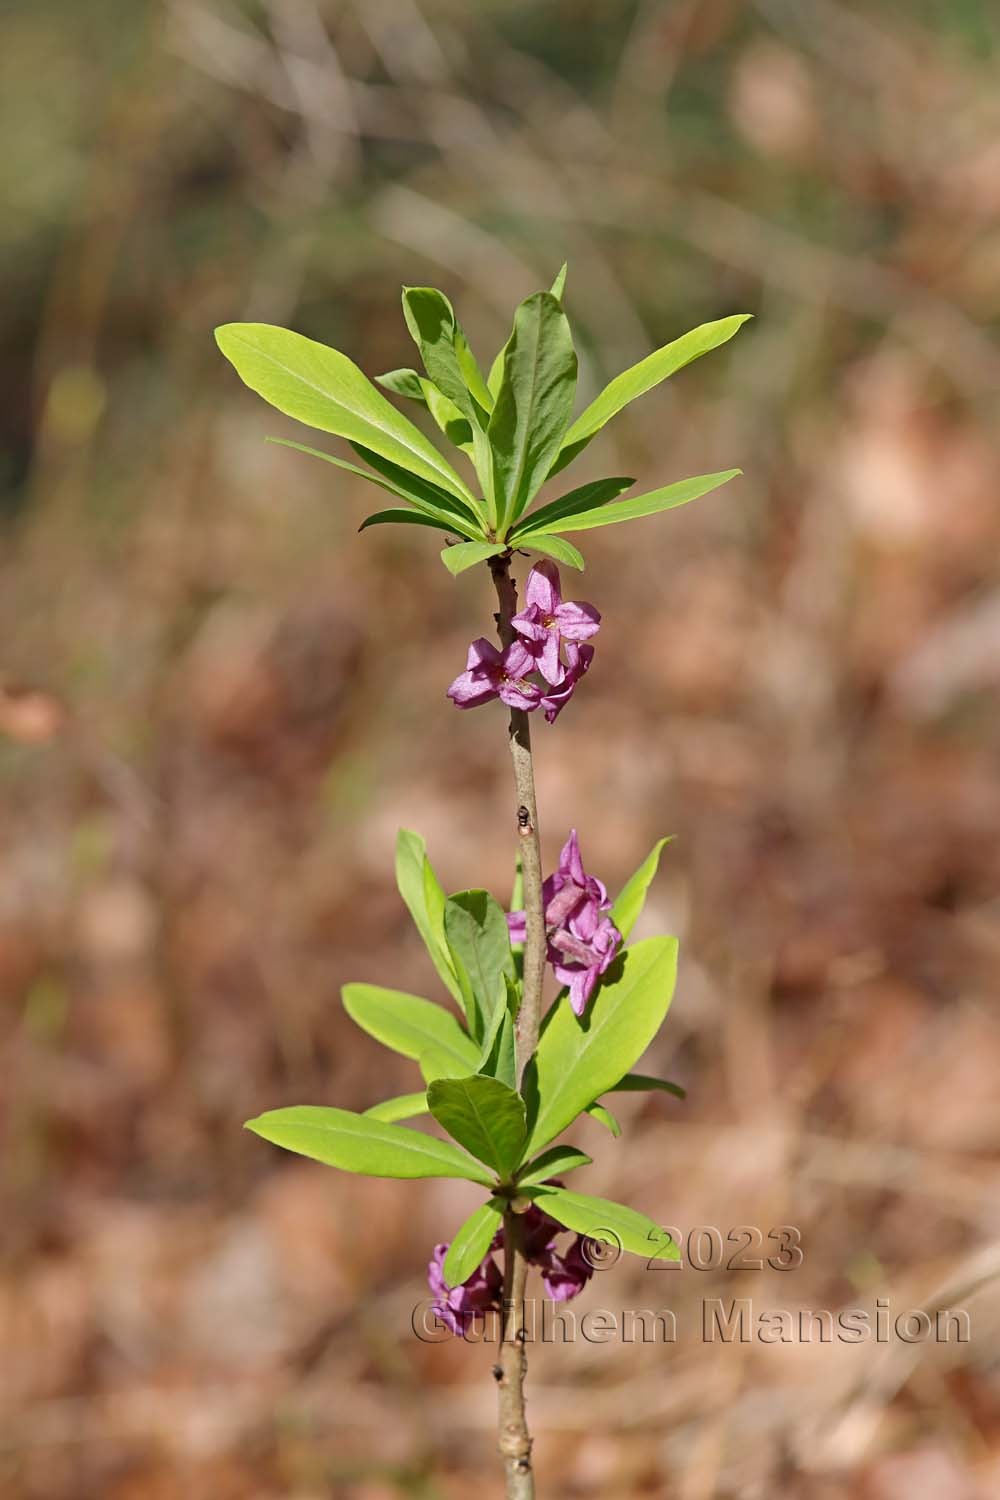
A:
447,561,600,723
508,830,622,1016
428,1201,594,1338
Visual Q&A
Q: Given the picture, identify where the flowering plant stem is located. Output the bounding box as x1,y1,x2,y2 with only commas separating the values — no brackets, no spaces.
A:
490,552,541,1496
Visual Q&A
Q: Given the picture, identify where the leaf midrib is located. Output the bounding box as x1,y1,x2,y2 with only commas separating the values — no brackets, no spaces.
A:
227,330,473,503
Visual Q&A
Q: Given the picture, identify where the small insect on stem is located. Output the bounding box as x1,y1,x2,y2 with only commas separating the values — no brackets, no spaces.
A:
518,805,531,830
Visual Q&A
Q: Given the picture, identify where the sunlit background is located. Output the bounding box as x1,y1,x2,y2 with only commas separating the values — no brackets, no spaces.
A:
3,2,1000,1497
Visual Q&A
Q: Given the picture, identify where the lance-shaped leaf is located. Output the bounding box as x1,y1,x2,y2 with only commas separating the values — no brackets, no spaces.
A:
524,533,585,571
525,470,742,536
215,323,475,505
549,263,568,302
441,540,506,576
488,291,577,532
247,1105,493,1183
511,476,634,540
444,890,514,1042
268,438,483,536
359,509,467,536
427,1074,527,1177
610,837,674,941
395,830,462,1005
364,1092,430,1123
550,314,752,475
524,936,678,1155
478,975,517,1089
527,1184,679,1260
376,367,426,402
608,1073,686,1101
585,1101,621,1136
442,1198,504,1288
516,1144,592,1188
421,379,474,454
402,288,489,420
342,983,478,1076
486,267,568,398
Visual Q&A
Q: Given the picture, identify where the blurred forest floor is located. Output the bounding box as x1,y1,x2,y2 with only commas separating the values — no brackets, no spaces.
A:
2,2,1000,1497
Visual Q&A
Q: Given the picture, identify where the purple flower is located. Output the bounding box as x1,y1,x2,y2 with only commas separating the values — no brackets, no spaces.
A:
427,1242,503,1337
511,561,601,685
428,1202,592,1336
539,642,594,724
507,830,622,1014
447,637,542,712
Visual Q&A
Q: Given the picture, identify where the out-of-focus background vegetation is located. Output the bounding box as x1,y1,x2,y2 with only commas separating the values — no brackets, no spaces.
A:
3,1,1000,1496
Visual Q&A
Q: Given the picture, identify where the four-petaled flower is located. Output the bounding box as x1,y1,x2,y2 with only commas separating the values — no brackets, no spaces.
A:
447,563,600,723
508,830,622,1015
511,560,601,685
428,1200,594,1338
447,637,542,711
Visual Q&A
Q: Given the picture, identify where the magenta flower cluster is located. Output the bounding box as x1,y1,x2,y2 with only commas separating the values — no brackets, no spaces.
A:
428,1200,594,1338
447,561,600,723
508,830,622,1016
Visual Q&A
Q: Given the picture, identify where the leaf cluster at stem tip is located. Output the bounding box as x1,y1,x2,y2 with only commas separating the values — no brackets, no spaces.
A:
215,266,751,574
245,830,685,1284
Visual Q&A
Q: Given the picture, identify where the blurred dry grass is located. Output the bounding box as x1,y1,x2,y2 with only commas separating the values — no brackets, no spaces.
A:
2,1,1000,1496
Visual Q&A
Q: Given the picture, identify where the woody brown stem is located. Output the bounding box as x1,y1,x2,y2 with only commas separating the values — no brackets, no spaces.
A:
489,552,541,1499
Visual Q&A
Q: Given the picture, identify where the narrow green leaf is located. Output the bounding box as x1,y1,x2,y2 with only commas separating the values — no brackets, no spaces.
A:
246,1105,492,1183
402,287,481,423
550,314,752,475
523,533,585,571
419,1041,480,1084
527,1184,679,1260
427,1075,527,1177
455,326,493,413
440,541,506,576
479,1007,516,1089
549,263,568,302
524,936,679,1155
530,470,742,535
516,1144,592,1188
359,509,463,536
608,1073,686,1101
267,438,483,537
395,831,462,1005
364,1092,430,1123
510,855,523,931
488,291,577,532
342,983,478,1075
349,442,483,527
215,323,475,504
511,476,634,540
442,1199,504,1288
609,837,674,941
585,1102,621,1136
421,379,474,454
444,890,513,1042
376,368,426,402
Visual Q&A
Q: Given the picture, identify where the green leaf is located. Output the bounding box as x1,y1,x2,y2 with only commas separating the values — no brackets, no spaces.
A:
342,983,478,1076
441,541,506,576
421,379,474,454
267,438,484,536
516,1144,591,1187
610,837,674,941
395,830,462,1005
528,470,742,535
527,1184,679,1260
608,1073,686,1101
348,443,482,527
549,263,568,302
487,291,577,532
418,1041,479,1084
402,288,484,423
376,367,427,402
364,1092,430,1123
444,890,514,1042
427,1075,527,1177
477,974,517,1089
524,936,679,1155
215,323,475,505
550,314,752,475
359,509,463,536
511,476,634,540
246,1105,492,1183
442,1198,504,1288
585,1101,621,1136
455,326,494,413
523,533,585,571
510,855,523,933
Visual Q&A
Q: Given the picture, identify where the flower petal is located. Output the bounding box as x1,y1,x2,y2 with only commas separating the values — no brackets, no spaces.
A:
524,559,561,615
447,670,499,708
